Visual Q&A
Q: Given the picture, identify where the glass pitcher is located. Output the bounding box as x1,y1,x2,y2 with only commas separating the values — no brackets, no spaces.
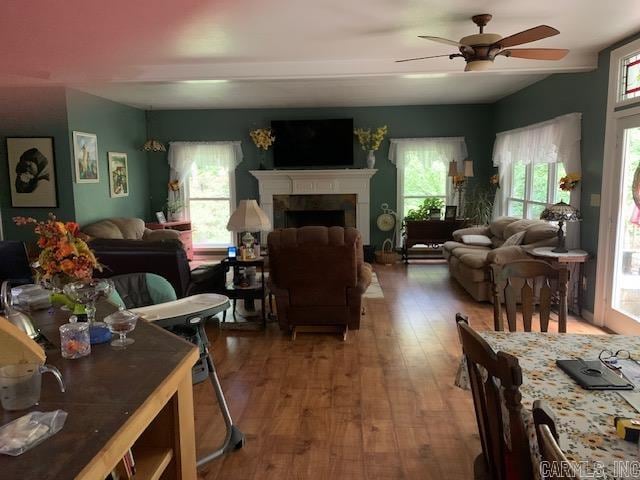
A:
0,363,65,411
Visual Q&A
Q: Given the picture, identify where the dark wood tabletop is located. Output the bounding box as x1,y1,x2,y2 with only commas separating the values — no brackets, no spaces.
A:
0,305,197,480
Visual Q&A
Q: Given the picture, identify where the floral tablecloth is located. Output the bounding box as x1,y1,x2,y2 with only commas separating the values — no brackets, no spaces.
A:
455,331,640,479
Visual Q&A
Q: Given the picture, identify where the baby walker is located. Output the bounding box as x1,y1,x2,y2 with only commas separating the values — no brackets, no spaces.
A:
131,293,245,466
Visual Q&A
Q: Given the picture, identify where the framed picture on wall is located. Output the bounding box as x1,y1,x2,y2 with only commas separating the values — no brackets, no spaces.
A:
155,211,167,224
72,131,99,183
444,205,457,220
108,152,129,197
6,136,58,207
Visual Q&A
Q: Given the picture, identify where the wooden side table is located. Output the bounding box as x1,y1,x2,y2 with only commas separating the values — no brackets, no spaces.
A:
220,257,271,329
529,247,589,315
146,221,193,260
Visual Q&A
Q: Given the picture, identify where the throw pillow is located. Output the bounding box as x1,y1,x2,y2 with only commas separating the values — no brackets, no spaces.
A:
461,234,493,247
502,230,527,247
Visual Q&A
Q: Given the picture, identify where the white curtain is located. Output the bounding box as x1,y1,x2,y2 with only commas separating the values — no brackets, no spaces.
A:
492,112,582,247
168,141,243,220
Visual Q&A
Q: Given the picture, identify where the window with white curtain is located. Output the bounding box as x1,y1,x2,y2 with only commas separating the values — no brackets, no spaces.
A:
389,137,468,218
493,112,581,247
168,141,243,249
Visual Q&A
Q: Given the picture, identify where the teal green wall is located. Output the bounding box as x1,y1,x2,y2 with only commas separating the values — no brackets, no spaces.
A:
0,87,76,240
66,89,150,226
147,105,495,247
492,32,640,313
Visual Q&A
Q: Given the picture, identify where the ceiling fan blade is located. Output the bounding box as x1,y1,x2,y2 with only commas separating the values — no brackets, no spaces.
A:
495,25,559,48
500,48,569,60
418,36,465,47
395,54,454,63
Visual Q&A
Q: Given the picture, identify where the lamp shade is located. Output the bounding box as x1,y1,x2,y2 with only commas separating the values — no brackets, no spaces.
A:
226,199,271,232
448,161,458,177
540,201,581,222
463,159,474,177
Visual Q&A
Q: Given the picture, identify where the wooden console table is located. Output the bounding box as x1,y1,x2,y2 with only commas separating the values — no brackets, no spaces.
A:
402,219,467,263
0,308,198,480
146,221,194,261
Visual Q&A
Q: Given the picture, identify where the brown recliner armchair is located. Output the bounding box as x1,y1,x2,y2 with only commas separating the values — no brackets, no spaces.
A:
267,226,372,338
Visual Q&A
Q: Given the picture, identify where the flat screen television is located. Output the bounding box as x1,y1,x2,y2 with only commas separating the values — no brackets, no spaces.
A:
271,119,353,168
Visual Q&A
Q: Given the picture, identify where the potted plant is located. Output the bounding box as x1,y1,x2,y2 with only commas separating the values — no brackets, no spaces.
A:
404,196,445,222
463,185,496,226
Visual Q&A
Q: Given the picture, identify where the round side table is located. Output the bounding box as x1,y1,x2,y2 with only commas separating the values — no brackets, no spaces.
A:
529,247,589,314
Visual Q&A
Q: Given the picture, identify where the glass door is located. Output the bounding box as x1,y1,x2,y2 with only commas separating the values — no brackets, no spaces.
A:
606,114,640,333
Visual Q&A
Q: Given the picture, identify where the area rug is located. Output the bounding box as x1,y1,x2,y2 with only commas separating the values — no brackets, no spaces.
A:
364,272,384,299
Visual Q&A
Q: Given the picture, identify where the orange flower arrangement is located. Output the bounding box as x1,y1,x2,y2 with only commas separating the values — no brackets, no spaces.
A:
559,173,580,191
13,214,101,284
452,175,466,188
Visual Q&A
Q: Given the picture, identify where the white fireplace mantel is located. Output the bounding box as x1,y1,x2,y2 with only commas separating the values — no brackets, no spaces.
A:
249,169,377,243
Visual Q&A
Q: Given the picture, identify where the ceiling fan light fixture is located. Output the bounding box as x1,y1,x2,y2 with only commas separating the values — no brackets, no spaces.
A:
464,60,493,72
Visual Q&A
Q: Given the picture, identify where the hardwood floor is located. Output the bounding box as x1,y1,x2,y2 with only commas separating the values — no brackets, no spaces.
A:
194,261,603,480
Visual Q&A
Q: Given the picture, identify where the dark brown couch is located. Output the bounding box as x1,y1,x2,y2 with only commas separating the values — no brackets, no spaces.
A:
267,226,373,333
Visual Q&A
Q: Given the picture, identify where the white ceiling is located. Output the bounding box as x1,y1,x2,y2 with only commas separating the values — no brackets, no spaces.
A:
2,0,640,108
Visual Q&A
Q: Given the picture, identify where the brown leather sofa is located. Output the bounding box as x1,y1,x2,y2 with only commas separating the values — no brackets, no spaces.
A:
267,226,373,334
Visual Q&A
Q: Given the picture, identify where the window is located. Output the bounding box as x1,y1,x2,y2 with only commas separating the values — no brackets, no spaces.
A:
389,137,467,223
493,113,581,226
168,141,242,251
506,161,570,219
401,153,448,217
188,157,235,248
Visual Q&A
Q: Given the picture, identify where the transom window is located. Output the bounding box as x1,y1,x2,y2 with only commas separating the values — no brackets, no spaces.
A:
620,52,640,103
187,157,235,249
506,161,570,219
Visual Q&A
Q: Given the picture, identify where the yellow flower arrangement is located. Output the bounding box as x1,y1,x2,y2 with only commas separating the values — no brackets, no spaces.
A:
249,128,276,151
354,125,388,152
559,173,581,191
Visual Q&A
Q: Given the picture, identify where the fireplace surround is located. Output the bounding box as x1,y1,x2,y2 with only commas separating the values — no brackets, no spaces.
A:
250,169,377,243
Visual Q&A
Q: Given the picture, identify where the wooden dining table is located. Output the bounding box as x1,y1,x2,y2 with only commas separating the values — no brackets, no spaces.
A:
456,330,640,480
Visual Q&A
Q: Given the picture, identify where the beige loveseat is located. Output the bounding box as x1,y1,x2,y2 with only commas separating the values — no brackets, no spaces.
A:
443,217,558,301
82,218,180,242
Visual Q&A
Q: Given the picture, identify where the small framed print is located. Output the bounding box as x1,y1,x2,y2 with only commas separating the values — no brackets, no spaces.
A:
445,205,457,220
155,211,167,224
108,152,129,197
73,131,99,183
6,136,58,207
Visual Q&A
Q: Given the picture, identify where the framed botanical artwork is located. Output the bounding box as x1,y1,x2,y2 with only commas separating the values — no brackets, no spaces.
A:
108,152,129,198
72,131,99,183
6,136,58,207
444,205,457,220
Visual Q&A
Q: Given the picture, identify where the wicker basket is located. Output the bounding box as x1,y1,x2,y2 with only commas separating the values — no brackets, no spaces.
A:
375,239,400,265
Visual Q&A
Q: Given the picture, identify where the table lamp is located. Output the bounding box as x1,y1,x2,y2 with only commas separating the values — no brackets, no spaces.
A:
226,199,272,252
540,201,581,253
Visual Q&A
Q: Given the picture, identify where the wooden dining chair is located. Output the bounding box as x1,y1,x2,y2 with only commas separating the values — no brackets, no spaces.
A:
533,400,576,479
490,259,569,333
456,313,533,480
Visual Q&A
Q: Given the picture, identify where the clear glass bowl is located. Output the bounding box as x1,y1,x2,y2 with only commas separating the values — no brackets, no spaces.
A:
104,309,139,348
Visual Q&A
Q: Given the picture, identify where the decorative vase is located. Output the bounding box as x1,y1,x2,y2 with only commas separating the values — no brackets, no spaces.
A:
366,150,376,169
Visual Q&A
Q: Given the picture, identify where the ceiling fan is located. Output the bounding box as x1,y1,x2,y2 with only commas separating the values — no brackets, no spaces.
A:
396,14,569,71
